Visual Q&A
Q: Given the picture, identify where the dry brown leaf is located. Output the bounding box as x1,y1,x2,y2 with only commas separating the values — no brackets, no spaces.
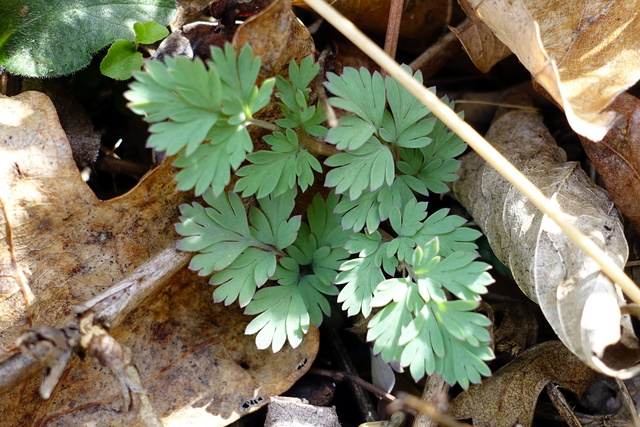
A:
0,92,318,425
450,341,597,427
450,18,511,73
233,0,316,78
579,92,640,232
458,0,640,141
0,91,185,344
452,95,640,378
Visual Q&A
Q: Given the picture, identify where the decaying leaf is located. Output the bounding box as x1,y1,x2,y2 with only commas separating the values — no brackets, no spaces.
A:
450,341,598,427
579,92,640,232
457,0,640,141
0,91,318,425
453,94,640,378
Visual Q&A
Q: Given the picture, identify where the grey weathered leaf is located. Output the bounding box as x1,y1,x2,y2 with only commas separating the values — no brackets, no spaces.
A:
453,97,640,377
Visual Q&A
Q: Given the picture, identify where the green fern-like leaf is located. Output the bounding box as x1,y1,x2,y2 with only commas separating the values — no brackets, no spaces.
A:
325,68,385,150
125,43,275,196
367,278,416,362
336,253,385,318
326,67,385,126
415,208,481,255
176,189,300,307
172,123,252,196
244,191,352,351
325,137,394,200
244,282,310,352
379,67,435,148
366,241,494,387
275,56,327,137
235,129,322,198
126,56,222,156
383,67,430,135
244,253,339,352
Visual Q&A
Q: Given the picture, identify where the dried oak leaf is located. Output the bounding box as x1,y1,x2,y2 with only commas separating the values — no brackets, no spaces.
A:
450,341,597,427
452,98,640,378
458,0,640,141
0,92,318,425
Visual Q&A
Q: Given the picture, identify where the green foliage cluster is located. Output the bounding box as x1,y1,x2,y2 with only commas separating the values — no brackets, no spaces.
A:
100,21,169,80
125,44,495,389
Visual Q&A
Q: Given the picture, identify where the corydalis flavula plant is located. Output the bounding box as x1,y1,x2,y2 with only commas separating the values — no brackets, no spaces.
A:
124,44,494,389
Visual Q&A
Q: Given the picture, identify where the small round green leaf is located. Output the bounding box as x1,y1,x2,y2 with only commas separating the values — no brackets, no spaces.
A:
99,39,143,80
133,21,169,44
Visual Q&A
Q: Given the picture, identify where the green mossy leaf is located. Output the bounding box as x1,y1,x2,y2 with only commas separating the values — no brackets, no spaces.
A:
0,0,175,77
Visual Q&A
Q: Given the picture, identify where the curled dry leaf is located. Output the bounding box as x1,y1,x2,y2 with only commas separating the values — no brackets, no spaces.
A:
453,95,640,378
450,341,598,427
450,17,511,73
0,92,318,425
457,0,640,141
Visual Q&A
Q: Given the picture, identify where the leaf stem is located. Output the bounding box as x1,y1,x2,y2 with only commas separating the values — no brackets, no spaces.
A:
248,118,280,132
298,131,339,157
250,239,287,258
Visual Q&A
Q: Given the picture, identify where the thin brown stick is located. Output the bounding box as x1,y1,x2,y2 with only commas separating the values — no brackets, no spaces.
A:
383,0,404,62
413,374,450,427
0,243,190,396
321,326,379,422
388,393,471,427
409,19,467,79
546,384,582,427
309,367,397,403
615,378,640,427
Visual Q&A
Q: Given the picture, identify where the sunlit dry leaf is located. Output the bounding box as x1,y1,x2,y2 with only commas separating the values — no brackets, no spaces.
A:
450,341,597,427
458,0,640,141
0,92,318,425
453,94,640,378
